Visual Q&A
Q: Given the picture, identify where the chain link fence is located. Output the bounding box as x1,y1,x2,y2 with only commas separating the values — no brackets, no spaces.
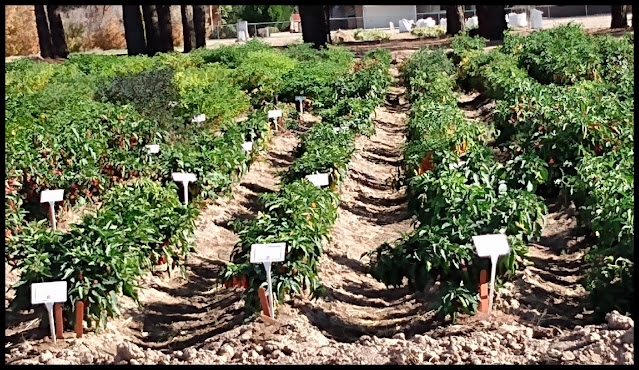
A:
210,21,292,39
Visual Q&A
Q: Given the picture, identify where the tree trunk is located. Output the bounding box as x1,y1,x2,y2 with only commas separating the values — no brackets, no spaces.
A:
324,5,332,44
157,5,174,52
181,5,196,53
122,5,147,56
34,5,54,59
299,5,330,49
445,5,465,35
142,5,162,55
476,6,507,41
193,5,207,49
611,5,629,28
46,5,68,58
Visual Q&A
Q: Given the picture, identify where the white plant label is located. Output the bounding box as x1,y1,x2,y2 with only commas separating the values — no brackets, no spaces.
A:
295,96,305,114
250,243,286,263
172,172,197,206
268,109,282,119
146,144,160,154
31,281,67,344
40,189,64,230
333,127,348,133
268,109,283,132
192,114,206,123
305,173,330,188
472,234,511,314
40,189,64,203
242,141,254,152
250,243,287,319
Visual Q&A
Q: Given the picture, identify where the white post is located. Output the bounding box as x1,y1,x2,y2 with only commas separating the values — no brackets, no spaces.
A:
44,302,56,343
264,261,274,319
48,201,57,230
488,255,498,314
183,183,188,206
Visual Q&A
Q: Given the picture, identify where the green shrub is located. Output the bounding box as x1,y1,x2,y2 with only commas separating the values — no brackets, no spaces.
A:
9,178,199,330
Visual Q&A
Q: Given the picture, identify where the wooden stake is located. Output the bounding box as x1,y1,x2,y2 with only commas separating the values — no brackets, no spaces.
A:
257,287,271,317
54,303,64,339
478,269,489,313
75,301,84,338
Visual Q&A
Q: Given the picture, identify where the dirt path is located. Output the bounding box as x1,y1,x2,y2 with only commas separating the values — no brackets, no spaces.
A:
296,67,431,342
121,124,306,352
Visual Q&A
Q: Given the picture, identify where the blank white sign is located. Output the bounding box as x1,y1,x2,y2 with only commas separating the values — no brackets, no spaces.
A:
192,114,206,123
242,141,253,152
146,144,160,154
40,189,64,203
250,243,286,263
305,173,330,187
472,234,510,258
295,96,305,102
172,172,197,183
31,281,67,304
268,110,282,119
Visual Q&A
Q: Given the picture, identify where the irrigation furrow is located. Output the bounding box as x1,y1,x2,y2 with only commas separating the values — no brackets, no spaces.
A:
298,70,438,343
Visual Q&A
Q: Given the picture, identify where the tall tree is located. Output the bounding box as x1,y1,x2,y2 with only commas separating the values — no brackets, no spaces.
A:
181,6,196,53
299,5,331,49
46,5,68,58
193,5,207,48
34,5,54,59
181,6,197,52
157,5,174,52
123,5,147,56
445,5,465,35
611,5,629,28
142,5,162,55
476,6,507,41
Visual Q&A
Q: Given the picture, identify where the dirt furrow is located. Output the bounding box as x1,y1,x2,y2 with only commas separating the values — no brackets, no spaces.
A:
456,91,591,328
297,70,435,343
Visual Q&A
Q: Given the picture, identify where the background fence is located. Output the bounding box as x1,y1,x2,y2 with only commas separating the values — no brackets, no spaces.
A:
210,21,292,39
329,5,615,31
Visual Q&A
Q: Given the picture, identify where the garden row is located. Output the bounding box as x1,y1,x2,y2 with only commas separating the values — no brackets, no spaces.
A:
454,25,634,317
4,41,358,330
221,49,393,315
366,45,548,321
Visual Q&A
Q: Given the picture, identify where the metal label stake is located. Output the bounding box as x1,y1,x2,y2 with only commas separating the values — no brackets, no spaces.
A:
250,243,286,319
40,189,64,230
268,110,282,132
295,96,305,114
31,281,67,344
172,172,197,206
472,234,511,314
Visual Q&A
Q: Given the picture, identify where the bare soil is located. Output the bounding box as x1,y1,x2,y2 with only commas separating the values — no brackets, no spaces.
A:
4,66,634,365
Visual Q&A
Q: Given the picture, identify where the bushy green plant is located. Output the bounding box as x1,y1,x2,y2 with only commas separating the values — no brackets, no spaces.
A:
233,49,296,106
173,63,250,125
411,25,446,38
8,178,199,330
354,29,391,41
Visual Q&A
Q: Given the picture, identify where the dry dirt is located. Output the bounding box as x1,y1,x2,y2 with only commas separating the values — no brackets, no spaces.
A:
4,66,634,365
